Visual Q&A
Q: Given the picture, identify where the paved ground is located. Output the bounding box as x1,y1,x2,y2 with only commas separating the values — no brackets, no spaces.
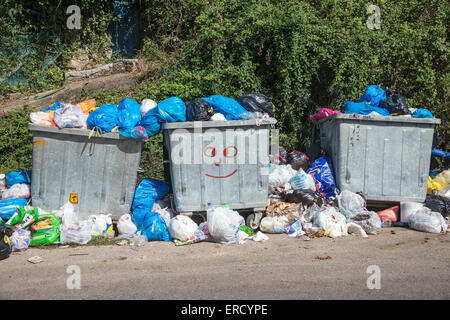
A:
0,227,449,300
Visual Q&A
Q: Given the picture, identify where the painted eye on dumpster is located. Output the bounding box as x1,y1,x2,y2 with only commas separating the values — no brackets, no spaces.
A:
203,146,216,158
223,146,238,158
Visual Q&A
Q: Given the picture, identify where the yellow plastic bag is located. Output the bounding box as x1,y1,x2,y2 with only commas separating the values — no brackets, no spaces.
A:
433,170,450,191
427,177,443,194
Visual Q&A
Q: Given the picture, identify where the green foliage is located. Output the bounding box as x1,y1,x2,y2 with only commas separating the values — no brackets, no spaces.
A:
0,106,34,174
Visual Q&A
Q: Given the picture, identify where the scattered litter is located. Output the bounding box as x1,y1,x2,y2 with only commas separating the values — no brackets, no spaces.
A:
315,256,332,260
27,256,43,264
116,240,128,246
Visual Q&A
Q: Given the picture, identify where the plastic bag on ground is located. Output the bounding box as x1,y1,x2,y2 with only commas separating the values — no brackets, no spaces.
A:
6,170,31,188
284,220,305,237
88,214,112,236
337,190,366,215
290,169,316,192
140,99,157,118
315,206,348,238
30,112,56,127
60,219,92,244
207,207,245,244
346,222,368,238
424,195,449,218
377,205,399,222
307,155,339,199
358,85,386,108
168,215,198,242
236,93,274,116
29,213,61,246
408,207,447,234
260,216,289,234
134,209,172,241
379,89,409,115
152,200,175,225
0,227,12,260
202,95,252,120
117,214,138,238
0,198,28,219
86,104,119,133
54,104,85,129
173,222,214,246
154,97,186,123
347,211,382,235
118,98,141,130
5,206,39,230
10,228,31,251
248,231,269,242
310,108,341,122
186,98,215,121
1,183,31,200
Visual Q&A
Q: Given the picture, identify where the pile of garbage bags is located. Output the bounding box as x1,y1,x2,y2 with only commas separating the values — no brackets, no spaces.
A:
28,93,275,141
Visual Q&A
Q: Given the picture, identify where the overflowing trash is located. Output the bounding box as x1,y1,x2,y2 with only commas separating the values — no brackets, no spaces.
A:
0,87,447,263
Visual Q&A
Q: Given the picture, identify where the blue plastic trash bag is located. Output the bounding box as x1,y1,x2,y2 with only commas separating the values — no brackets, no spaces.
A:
413,108,434,118
132,178,170,212
6,170,31,188
140,108,162,137
132,209,172,242
0,198,28,219
202,95,252,120
86,104,119,133
119,126,148,140
344,101,390,116
307,155,339,200
154,97,186,123
42,101,62,112
118,98,141,130
358,85,386,108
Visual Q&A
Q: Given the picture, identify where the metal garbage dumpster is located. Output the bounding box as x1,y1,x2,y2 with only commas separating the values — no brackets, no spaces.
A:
317,114,441,203
28,124,144,220
162,118,276,218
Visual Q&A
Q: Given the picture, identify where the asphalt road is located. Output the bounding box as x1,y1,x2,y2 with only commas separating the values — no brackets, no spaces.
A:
1,227,449,300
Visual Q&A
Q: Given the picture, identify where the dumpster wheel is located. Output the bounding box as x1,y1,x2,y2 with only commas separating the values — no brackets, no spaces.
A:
246,211,264,231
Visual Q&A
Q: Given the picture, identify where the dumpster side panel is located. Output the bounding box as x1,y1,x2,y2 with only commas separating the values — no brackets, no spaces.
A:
30,127,142,220
164,121,271,213
319,116,437,202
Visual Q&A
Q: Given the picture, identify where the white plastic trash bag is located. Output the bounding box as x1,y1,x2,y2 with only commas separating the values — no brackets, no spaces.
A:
54,104,85,129
168,215,198,242
207,207,245,244
152,200,175,225
337,190,366,214
259,216,289,234
408,207,448,234
269,165,297,189
316,206,348,238
59,202,92,244
346,222,368,238
290,169,316,192
140,99,157,118
211,113,226,121
1,183,31,200
88,214,112,236
117,214,137,237
347,211,382,235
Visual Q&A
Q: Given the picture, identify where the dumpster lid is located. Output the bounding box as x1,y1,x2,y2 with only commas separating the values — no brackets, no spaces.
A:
316,113,441,125
28,123,133,140
161,118,277,130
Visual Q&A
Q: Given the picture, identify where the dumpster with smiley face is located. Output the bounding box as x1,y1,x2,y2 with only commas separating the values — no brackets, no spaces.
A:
162,118,277,227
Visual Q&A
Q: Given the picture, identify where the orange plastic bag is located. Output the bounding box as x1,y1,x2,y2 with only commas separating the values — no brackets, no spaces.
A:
76,99,96,114
30,112,56,127
377,206,399,222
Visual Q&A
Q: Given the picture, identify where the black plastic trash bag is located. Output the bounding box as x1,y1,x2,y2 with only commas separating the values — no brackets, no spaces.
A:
186,98,215,121
425,194,450,218
287,151,309,171
237,93,274,116
379,89,410,115
281,190,323,207
0,226,12,261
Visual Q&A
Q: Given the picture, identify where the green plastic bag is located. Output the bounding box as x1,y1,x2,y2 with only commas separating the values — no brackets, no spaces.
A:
29,213,60,246
239,225,254,236
5,206,39,230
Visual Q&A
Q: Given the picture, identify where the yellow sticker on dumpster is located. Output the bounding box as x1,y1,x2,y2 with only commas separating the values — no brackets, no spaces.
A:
33,139,44,146
69,193,78,204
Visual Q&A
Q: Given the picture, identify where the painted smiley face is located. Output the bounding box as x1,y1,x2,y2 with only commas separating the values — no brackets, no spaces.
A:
204,146,238,178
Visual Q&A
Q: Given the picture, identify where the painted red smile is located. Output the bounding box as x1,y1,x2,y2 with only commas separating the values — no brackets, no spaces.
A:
205,169,238,179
